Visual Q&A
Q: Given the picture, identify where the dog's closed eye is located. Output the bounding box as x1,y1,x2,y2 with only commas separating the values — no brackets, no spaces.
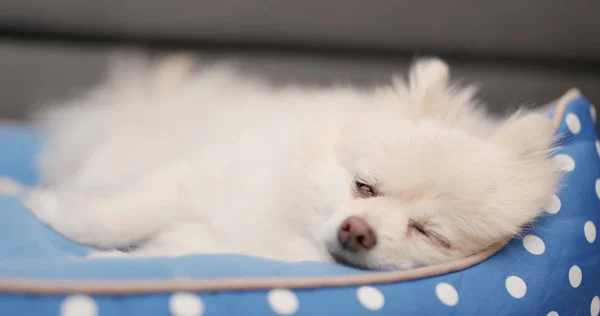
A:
408,221,428,236
408,220,451,249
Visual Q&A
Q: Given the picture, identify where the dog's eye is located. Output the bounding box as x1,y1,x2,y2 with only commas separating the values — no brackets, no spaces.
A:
408,221,451,249
355,181,375,197
408,221,428,236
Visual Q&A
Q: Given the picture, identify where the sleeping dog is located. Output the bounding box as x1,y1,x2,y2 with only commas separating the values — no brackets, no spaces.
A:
22,55,559,270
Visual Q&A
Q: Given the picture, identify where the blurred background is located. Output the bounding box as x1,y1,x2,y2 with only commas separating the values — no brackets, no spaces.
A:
0,0,599,129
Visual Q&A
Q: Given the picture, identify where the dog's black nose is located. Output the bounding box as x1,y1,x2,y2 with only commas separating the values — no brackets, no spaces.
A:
338,216,377,251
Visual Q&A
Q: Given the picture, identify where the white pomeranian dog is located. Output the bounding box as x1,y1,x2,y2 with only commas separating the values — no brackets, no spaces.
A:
22,54,559,270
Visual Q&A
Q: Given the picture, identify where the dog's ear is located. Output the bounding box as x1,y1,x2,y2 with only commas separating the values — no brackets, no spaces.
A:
152,54,197,98
491,112,556,157
395,58,479,122
408,58,450,99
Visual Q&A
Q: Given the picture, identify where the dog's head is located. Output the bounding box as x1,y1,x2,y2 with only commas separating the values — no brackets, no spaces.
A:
323,59,559,270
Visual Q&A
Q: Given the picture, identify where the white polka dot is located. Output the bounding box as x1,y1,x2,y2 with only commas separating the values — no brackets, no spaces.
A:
435,283,459,307
592,296,600,316
505,276,527,299
585,221,596,243
596,179,600,200
523,235,545,255
566,113,582,134
591,105,597,123
547,311,559,316
554,154,575,172
596,141,600,159
60,295,98,316
546,194,562,214
569,265,582,288
268,289,299,315
357,286,385,311
169,292,204,316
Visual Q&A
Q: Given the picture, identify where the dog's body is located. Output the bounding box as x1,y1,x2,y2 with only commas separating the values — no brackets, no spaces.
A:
24,55,559,270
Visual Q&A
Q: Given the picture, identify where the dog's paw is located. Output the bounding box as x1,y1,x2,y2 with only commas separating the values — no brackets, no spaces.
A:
23,189,61,224
0,177,25,196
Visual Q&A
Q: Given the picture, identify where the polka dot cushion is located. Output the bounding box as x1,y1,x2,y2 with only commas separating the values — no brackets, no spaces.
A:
0,91,598,316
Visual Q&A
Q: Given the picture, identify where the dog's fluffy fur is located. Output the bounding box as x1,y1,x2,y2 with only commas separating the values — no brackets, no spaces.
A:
23,55,559,270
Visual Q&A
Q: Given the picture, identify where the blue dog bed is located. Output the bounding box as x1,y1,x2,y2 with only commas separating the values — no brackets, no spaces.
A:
0,90,598,316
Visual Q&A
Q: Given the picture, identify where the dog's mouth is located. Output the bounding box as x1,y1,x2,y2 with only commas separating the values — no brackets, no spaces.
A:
330,250,351,266
327,246,371,270
327,243,417,271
